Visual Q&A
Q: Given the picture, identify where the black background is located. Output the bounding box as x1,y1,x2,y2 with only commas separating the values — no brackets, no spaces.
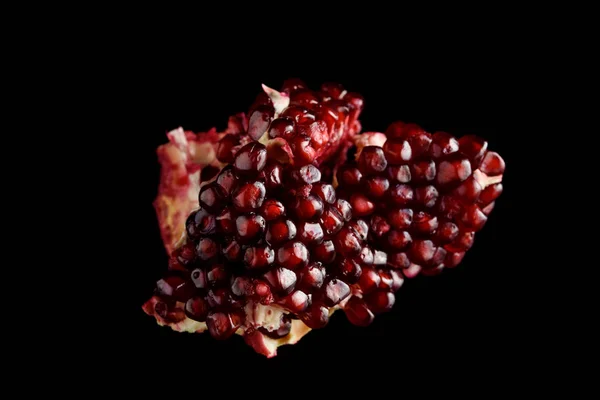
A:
113,46,535,385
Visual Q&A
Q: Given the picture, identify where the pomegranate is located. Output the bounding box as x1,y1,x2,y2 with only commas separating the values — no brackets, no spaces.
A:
146,81,505,357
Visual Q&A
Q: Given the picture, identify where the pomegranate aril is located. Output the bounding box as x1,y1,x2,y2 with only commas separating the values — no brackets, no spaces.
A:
388,208,413,229
363,176,390,199
311,183,336,204
438,195,463,220
191,268,207,289
266,218,297,245
436,222,459,243
215,166,238,196
263,315,293,339
334,226,363,257
231,276,254,297
301,303,330,329
155,302,185,323
460,204,488,231
388,165,412,183
297,120,329,150
358,246,374,265
185,296,209,322
232,181,266,212
254,281,274,304
293,194,324,221
297,262,325,290
348,219,369,241
458,135,488,168
388,252,410,269
321,279,351,307
383,138,412,164
445,231,475,252
321,82,345,100
437,158,472,187
374,250,387,266
236,213,266,243
453,176,482,202
390,270,404,291
313,240,336,263
337,165,362,187
216,134,240,164
378,270,394,290
248,105,274,140
281,106,316,125
445,251,466,268
206,311,242,340
421,265,445,276
481,202,495,215
196,237,219,261
261,162,283,189
388,230,412,250
279,290,309,313
249,91,273,115
358,146,388,175
411,160,436,183
260,199,285,221
389,184,414,206
291,164,322,184
369,215,390,238
412,212,438,234
480,151,505,176
207,288,241,309
244,245,275,270
281,78,307,94
276,241,309,270
289,135,316,166
263,267,297,295
385,121,426,139
186,209,216,239
222,238,242,262
365,290,395,314
415,185,439,208
479,183,503,206
430,131,459,158
156,275,195,302
207,264,228,287
407,132,433,158
297,221,324,245
269,117,295,140
333,199,352,222
216,208,235,234
344,92,364,121
344,297,374,327
233,142,267,178
174,242,197,266
409,240,440,265
358,267,381,294
336,258,362,283
350,193,375,217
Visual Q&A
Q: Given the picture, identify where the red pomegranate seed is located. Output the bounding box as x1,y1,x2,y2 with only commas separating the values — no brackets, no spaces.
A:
233,142,267,178
235,213,266,243
297,120,329,150
196,237,219,261
266,218,297,245
374,250,387,265
350,193,375,217
390,270,404,291
190,268,207,289
358,146,388,175
301,303,330,329
336,258,362,283
445,231,475,252
365,290,395,314
437,158,472,187
297,221,325,245
293,194,324,220
206,265,228,287
174,241,197,266
421,265,445,276
445,251,466,267
436,222,459,243
387,230,412,250
321,279,351,307
279,290,309,313
222,238,242,262
269,117,295,140
481,202,495,215
387,165,412,183
261,162,283,189
409,240,439,265
389,184,414,206
311,183,336,204
231,276,255,297
388,208,413,229
344,297,374,327
334,226,362,257
479,183,503,206
207,288,241,309
480,151,505,176
291,164,322,184
453,176,482,202
337,165,363,187
260,199,285,221
321,82,345,100
348,219,369,240
216,208,235,234
232,181,266,212
244,245,275,270
458,135,488,168
216,134,240,164
411,160,436,183
297,262,325,290
388,252,410,269
215,166,238,195
363,176,390,199
460,204,488,231
358,267,381,294
313,240,336,263
415,185,439,208
412,212,439,234
156,275,195,302
248,105,274,140
206,311,242,340
378,270,394,290
281,106,316,125
437,195,463,220
263,267,297,295
289,135,316,166
430,131,459,158
276,241,309,270
186,208,216,239
369,215,390,238
281,78,307,94
185,296,209,322
333,199,352,221
383,138,412,164
358,246,374,265
407,132,433,158
385,121,426,139
249,91,273,115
